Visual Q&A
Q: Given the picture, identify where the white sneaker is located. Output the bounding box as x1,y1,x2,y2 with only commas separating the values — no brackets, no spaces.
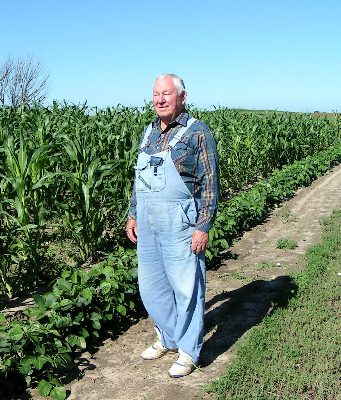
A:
168,349,196,378
141,340,171,360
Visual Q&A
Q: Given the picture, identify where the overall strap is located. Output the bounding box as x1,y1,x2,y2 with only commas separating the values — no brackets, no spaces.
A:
168,117,197,149
139,123,153,149
140,117,197,150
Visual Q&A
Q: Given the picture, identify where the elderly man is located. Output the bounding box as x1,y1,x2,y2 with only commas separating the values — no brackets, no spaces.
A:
126,74,219,377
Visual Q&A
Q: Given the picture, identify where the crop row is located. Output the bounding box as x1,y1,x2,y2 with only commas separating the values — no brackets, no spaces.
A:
1,141,341,399
0,103,340,296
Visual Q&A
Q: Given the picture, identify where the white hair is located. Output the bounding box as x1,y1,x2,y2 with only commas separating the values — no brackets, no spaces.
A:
155,74,186,96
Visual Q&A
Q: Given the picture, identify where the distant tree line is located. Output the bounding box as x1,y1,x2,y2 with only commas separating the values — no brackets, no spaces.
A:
0,56,49,107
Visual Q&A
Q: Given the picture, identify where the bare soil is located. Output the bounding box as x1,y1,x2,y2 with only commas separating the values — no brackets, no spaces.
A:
33,164,341,400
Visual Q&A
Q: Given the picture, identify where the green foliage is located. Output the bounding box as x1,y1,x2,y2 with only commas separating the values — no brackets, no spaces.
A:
0,247,138,400
192,108,341,196
0,132,56,294
0,103,340,398
276,238,298,249
206,142,341,261
258,261,280,270
206,209,341,400
0,103,151,295
0,104,340,295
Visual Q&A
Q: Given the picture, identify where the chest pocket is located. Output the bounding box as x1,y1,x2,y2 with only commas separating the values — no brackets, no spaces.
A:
135,152,166,192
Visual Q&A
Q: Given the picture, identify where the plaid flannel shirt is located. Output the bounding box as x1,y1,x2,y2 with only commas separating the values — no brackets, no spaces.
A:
129,110,219,232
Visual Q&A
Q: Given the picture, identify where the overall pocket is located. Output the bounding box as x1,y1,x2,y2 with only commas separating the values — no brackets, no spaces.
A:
179,198,197,228
135,152,166,192
135,155,151,192
149,155,166,191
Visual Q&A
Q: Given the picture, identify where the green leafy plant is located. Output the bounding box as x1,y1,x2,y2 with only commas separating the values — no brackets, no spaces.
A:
0,134,56,294
258,261,280,269
276,238,298,249
206,142,341,262
60,130,120,260
277,206,297,222
0,247,138,400
1,104,340,294
0,104,341,397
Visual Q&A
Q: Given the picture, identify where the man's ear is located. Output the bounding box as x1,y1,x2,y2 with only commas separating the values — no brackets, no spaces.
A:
181,90,187,106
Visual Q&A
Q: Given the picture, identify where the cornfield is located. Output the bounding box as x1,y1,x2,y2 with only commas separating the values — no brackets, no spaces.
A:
0,103,340,296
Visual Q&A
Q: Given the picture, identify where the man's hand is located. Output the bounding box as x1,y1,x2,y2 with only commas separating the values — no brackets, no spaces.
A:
126,218,137,244
191,230,209,254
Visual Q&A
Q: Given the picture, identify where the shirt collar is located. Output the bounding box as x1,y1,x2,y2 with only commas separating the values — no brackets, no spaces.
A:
153,109,190,130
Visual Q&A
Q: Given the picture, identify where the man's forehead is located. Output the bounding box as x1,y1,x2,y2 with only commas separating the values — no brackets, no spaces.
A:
154,77,176,91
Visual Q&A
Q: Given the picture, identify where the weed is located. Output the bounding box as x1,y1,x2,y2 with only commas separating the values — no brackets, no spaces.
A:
276,238,298,249
278,206,298,222
258,261,281,269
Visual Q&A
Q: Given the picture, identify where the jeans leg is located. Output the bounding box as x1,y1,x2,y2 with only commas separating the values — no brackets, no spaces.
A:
156,204,206,363
164,248,205,363
137,205,177,350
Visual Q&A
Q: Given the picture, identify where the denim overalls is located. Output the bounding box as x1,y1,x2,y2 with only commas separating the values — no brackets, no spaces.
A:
135,118,206,363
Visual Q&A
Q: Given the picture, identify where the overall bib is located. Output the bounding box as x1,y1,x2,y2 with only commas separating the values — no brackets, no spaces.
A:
135,118,205,363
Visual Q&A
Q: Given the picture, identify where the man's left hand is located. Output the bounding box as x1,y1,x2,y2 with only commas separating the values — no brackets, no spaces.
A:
191,230,209,254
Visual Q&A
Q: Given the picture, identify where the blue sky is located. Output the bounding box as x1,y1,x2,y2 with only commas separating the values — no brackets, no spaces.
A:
1,0,340,112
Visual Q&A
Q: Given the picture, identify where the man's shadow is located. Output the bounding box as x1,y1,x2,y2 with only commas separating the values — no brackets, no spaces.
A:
200,275,296,366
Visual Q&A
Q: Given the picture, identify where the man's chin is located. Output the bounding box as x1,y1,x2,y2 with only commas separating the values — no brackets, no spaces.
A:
157,109,169,116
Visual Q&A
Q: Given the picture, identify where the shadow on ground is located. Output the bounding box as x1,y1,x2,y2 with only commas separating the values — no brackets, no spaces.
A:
201,275,296,367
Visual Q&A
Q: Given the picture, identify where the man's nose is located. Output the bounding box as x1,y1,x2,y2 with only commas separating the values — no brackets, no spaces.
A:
158,94,165,103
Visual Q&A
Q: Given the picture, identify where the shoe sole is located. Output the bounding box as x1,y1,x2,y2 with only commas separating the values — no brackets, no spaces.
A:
168,364,195,378
141,353,167,360
168,371,194,378
141,349,177,360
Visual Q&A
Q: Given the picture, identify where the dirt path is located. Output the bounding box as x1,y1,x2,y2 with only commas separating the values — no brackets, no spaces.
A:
40,164,341,400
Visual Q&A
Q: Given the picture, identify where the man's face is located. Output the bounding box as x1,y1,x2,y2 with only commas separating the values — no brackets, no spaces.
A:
153,77,186,124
